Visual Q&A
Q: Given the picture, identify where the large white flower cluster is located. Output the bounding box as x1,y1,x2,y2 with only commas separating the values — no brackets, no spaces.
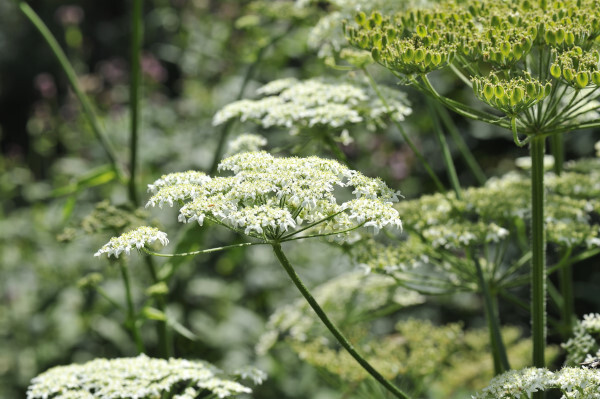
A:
212,78,411,131
473,367,600,398
146,151,401,241
94,226,169,258
26,354,261,399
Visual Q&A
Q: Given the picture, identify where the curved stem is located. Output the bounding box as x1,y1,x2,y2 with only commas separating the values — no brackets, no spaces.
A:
530,136,546,377
119,262,145,353
271,243,411,399
511,117,531,147
418,75,511,129
363,68,446,192
281,222,366,243
128,0,143,205
142,241,266,257
436,102,487,185
18,2,124,182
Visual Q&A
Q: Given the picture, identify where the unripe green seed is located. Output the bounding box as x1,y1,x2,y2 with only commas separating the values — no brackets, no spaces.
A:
526,82,537,97
491,15,501,27
371,11,383,26
500,42,511,57
550,64,562,78
576,71,589,88
494,85,505,100
484,84,495,101
511,87,525,105
556,28,566,44
543,83,552,98
414,48,426,62
425,51,433,65
416,24,428,38
402,48,415,62
514,43,524,58
355,12,367,26
386,28,397,41
545,30,556,45
563,68,575,81
431,52,442,65
592,71,600,85
371,48,381,62
566,31,575,46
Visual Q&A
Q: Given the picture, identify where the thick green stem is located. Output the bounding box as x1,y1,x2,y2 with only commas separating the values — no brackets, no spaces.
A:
363,68,446,192
128,0,143,205
550,134,574,336
428,99,462,199
530,136,546,375
18,2,124,182
271,243,411,399
471,250,510,374
119,262,145,353
435,103,487,185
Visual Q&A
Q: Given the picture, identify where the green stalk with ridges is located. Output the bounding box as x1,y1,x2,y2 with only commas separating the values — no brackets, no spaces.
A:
530,135,546,380
271,243,412,399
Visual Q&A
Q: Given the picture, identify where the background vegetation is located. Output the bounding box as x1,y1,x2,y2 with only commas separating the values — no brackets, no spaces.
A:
1,1,599,398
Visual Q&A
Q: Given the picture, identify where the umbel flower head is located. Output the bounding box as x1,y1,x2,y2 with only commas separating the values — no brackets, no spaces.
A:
345,0,600,130
94,226,169,258
147,151,402,241
213,77,411,132
26,354,263,399
95,152,402,258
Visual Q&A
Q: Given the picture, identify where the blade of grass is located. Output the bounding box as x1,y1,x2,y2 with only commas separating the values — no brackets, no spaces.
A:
17,2,124,182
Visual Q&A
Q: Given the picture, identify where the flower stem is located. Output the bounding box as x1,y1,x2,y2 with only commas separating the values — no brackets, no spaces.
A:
435,102,487,185
119,262,145,353
530,135,546,376
271,243,411,399
142,241,266,257
550,133,574,337
17,2,124,182
428,99,462,199
128,0,143,206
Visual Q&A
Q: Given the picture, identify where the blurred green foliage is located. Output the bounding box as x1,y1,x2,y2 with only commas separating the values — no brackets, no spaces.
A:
1,1,600,398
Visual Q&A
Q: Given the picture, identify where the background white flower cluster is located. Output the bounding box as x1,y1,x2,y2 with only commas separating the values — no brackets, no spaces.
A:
26,354,261,399
212,77,411,132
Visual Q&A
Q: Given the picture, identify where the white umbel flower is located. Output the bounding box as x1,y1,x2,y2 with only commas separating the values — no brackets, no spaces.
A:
147,171,211,194
473,367,600,398
26,354,261,399
94,226,168,258
213,78,411,131
97,152,402,254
